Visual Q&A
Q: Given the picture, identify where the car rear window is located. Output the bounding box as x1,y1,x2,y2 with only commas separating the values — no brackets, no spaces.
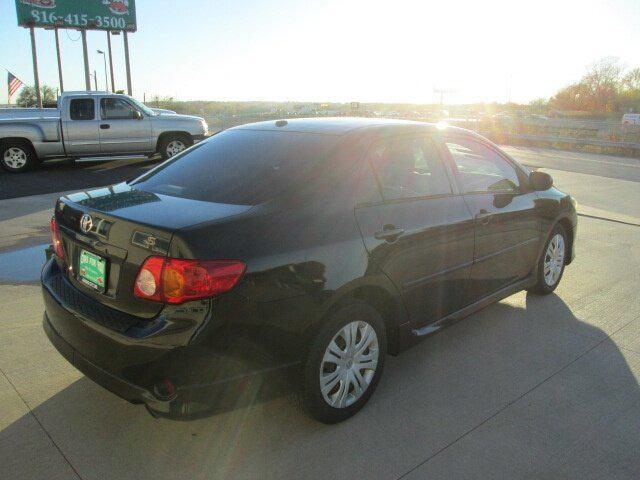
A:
131,129,340,205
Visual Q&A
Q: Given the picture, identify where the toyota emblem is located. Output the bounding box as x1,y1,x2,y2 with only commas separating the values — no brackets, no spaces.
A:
80,214,93,233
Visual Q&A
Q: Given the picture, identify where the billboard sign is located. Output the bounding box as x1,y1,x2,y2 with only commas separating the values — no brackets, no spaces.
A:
15,0,137,31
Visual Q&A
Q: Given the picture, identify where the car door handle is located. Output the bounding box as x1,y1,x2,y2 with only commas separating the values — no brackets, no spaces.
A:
475,209,491,225
100,124,110,129
374,225,405,242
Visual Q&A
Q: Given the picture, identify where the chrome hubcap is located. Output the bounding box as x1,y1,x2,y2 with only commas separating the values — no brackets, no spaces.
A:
3,147,27,169
166,140,186,157
320,321,379,409
543,233,565,286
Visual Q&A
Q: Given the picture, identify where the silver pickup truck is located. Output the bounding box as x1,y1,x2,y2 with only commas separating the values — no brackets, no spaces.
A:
0,91,208,173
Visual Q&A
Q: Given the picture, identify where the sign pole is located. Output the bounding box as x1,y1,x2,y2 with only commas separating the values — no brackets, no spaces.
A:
123,31,132,95
29,26,42,108
54,28,64,92
107,32,115,92
81,29,91,90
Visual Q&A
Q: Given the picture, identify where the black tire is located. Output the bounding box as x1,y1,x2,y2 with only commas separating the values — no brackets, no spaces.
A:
158,134,192,160
528,223,568,295
302,300,386,423
0,140,37,173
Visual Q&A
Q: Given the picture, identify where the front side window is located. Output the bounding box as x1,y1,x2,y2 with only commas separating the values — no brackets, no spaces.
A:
369,136,452,201
69,98,95,121
444,137,521,193
101,98,138,120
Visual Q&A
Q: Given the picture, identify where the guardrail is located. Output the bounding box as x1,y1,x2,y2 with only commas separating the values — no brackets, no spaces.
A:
480,132,640,152
200,113,640,157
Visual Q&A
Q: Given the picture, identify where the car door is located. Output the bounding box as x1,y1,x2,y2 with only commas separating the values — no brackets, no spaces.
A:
354,134,476,327
63,97,101,155
99,97,152,154
441,134,540,300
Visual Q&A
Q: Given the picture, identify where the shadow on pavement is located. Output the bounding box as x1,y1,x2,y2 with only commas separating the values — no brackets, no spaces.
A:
2,292,638,479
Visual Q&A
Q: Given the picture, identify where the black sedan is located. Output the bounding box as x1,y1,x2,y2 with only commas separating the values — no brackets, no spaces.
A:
42,118,577,423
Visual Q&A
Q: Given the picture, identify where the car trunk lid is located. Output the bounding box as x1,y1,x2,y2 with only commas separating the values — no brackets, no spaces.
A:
55,183,252,318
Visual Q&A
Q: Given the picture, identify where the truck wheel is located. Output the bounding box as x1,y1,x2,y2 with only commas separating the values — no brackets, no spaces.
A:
159,134,192,160
1,141,37,173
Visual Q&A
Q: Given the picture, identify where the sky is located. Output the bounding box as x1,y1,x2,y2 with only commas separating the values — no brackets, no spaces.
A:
1,0,640,105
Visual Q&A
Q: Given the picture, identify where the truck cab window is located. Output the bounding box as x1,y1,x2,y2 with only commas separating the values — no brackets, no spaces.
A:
101,98,138,120
69,99,95,121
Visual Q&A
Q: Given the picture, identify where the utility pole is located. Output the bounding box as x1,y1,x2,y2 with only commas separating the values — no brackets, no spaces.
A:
54,28,64,92
433,87,457,111
123,31,132,95
81,29,91,90
93,70,98,91
29,26,42,108
107,31,115,92
97,50,108,90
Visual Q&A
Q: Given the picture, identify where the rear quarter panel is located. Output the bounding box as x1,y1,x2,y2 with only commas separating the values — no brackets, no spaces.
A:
0,118,64,156
169,139,407,359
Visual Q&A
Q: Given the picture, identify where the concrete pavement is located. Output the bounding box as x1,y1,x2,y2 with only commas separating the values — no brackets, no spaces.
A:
0,148,639,479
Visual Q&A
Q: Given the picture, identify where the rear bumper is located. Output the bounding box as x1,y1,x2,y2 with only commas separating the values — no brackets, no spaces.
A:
41,257,299,419
43,313,152,405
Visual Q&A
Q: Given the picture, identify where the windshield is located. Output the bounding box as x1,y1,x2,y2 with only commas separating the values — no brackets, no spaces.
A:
128,97,157,116
131,129,340,205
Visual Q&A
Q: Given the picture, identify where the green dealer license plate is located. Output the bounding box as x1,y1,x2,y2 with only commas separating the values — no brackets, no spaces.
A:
78,250,107,292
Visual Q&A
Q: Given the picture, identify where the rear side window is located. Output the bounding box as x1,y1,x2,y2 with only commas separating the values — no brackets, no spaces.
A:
101,98,137,120
69,98,95,121
369,136,452,201
132,129,340,205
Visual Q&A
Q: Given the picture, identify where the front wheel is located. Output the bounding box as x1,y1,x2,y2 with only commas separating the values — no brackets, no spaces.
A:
302,301,386,423
1,141,37,173
158,134,192,160
528,223,568,295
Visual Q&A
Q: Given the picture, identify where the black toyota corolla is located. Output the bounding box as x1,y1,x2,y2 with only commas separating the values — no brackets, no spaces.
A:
42,118,577,423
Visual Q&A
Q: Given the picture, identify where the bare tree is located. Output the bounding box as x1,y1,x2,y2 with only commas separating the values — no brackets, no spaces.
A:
622,68,640,91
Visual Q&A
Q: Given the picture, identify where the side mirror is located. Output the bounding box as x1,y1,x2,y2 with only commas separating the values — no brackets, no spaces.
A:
529,171,553,191
134,110,144,120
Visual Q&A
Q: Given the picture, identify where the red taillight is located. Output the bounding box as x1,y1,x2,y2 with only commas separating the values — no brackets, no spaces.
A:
134,256,245,304
49,217,65,260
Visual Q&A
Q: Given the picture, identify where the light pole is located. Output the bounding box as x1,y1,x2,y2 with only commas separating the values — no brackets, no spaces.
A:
97,50,108,91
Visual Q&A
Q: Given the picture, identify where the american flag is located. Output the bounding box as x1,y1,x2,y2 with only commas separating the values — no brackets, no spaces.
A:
8,72,24,103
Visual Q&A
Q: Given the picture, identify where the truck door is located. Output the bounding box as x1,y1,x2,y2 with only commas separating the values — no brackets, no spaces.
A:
98,97,152,154
63,97,101,155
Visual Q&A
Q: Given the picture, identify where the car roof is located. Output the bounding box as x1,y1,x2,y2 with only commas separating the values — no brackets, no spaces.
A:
58,91,129,99
232,117,464,136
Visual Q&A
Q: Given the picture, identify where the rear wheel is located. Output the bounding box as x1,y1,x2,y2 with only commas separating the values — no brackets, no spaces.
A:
158,134,192,160
1,141,37,173
302,301,386,423
528,223,567,294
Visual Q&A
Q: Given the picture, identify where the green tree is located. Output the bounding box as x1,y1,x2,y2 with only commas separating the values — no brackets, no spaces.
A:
15,85,58,107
